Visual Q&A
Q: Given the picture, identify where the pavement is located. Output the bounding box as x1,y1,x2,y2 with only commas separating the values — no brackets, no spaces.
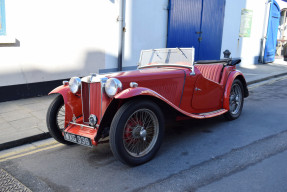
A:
0,60,287,151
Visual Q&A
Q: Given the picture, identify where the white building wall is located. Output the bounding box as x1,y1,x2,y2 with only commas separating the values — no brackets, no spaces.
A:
123,0,168,68
220,0,246,60
1,0,119,87
240,0,267,66
221,0,269,67
0,0,169,87
277,0,287,9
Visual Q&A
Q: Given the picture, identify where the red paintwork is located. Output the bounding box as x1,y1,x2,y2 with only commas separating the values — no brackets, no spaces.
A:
81,82,90,123
49,61,248,146
223,70,246,110
191,75,223,110
108,68,185,106
89,82,112,125
64,116,98,146
115,87,227,119
49,85,82,127
195,64,224,83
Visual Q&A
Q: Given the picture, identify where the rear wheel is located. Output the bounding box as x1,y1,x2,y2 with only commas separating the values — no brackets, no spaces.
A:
224,79,244,120
46,94,73,145
109,100,164,166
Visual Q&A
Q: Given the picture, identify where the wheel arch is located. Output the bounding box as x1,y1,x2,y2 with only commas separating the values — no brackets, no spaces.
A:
49,85,82,126
235,75,249,98
223,71,249,110
96,95,178,142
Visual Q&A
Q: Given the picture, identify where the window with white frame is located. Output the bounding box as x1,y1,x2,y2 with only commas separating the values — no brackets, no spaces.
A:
0,0,6,36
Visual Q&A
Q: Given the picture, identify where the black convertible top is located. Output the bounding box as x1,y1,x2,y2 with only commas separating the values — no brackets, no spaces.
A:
195,58,241,66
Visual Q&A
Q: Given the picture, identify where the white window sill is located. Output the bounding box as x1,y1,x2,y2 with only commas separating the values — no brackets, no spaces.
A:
0,36,16,44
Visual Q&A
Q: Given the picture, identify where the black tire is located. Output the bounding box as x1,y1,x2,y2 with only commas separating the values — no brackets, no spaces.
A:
224,79,244,120
109,100,164,166
46,94,73,145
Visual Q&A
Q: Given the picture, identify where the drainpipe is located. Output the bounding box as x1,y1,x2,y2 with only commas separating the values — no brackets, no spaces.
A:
259,0,272,63
118,0,125,71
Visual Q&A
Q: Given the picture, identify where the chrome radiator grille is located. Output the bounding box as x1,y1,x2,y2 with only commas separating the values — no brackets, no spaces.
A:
81,81,103,124
81,82,90,123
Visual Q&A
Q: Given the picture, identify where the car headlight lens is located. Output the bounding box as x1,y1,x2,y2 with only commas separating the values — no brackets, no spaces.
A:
105,78,122,98
69,77,81,94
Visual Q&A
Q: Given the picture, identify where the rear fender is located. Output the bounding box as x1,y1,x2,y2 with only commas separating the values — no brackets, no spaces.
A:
49,85,82,127
223,71,248,110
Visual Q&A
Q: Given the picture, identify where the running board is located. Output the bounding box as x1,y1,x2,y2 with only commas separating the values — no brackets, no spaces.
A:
195,109,228,119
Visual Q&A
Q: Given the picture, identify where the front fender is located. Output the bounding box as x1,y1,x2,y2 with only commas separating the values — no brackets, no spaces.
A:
114,87,212,119
115,87,170,102
223,70,248,110
49,85,82,127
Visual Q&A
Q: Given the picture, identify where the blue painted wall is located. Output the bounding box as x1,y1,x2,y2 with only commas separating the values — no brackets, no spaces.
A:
264,0,280,63
167,0,225,61
0,0,6,35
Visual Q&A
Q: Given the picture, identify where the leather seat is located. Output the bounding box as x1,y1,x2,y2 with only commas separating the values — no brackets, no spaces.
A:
195,64,224,83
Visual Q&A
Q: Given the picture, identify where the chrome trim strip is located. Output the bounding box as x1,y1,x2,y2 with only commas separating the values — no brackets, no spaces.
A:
69,122,99,129
139,64,195,75
81,82,90,124
81,82,84,122
88,82,90,124
100,78,107,121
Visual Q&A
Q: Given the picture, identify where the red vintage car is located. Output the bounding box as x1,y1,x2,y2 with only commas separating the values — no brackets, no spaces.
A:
47,48,248,165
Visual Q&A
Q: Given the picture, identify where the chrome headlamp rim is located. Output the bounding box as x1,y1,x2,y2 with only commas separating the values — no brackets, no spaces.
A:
104,78,122,98
69,77,81,94
89,114,97,127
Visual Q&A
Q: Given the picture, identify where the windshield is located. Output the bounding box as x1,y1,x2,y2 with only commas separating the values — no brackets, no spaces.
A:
138,48,195,68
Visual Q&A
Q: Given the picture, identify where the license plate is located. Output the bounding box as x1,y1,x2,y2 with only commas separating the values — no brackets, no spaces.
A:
64,132,92,147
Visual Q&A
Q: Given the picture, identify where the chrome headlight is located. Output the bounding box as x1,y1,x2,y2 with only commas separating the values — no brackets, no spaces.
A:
105,78,122,98
89,114,97,127
69,77,81,94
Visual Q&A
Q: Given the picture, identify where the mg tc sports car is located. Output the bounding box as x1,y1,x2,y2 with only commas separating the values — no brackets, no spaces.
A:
46,48,248,166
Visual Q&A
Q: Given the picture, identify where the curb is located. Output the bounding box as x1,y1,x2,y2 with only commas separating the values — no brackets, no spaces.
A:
1,71,287,151
247,72,287,85
0,133,51,151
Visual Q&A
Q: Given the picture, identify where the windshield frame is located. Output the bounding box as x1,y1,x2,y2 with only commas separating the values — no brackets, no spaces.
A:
138,48,195,69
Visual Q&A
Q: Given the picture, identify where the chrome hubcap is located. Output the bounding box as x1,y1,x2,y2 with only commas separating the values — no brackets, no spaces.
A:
140,128,147,141
123,109,159,157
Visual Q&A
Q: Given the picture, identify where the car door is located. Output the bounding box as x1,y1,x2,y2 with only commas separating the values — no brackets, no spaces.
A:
191,75,223,111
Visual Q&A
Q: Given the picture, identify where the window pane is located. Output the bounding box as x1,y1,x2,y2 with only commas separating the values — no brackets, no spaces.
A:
0,0,6,35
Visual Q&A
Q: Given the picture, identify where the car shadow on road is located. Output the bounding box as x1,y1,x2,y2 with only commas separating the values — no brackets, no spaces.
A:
85,115,227,168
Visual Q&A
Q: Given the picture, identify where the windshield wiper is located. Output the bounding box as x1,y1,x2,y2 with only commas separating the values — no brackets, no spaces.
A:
177,47,188,59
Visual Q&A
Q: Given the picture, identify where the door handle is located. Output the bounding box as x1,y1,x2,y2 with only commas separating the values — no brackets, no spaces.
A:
196,32,202,34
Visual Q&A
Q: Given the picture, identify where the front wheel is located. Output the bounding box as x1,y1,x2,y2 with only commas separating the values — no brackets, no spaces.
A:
224,79,244,120
46,94,73,145
109,100,164,166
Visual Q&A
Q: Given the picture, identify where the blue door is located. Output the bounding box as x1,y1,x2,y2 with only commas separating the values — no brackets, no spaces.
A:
167,0,226,61
264,0,280,63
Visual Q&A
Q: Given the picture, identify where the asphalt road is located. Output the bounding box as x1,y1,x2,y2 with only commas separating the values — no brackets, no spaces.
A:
1,77,287,192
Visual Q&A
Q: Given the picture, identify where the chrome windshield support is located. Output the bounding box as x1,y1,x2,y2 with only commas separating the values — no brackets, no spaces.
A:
138,64,195,75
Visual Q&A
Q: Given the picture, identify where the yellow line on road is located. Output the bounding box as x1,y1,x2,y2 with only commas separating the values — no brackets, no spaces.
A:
0,143,63,162
0,140,59,159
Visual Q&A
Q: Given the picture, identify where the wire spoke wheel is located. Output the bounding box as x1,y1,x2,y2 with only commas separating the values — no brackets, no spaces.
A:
109,100,164,165
224,79,244,121
123,109,159,157
47,94,73,145
229,84,242,115
56,104,65,132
